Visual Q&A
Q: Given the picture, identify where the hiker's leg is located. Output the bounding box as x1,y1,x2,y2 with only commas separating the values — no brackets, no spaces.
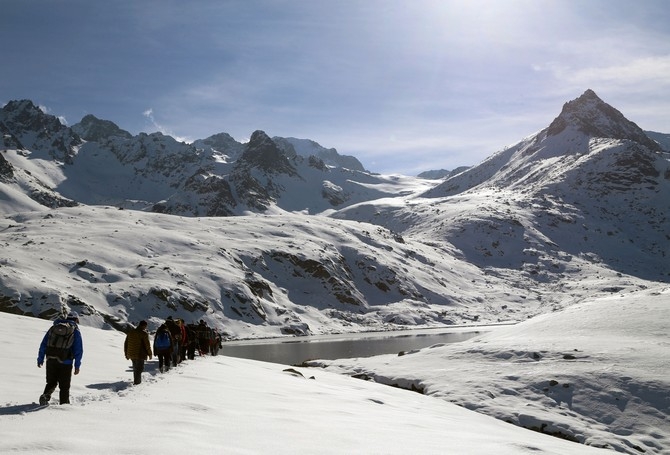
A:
132,359,144,384
58,363,73,404
42,359,59,397
41,359,58,402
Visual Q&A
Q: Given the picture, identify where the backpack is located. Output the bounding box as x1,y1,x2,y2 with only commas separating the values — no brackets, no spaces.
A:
155,330,171,350
45,322,76,362
166,319,181,341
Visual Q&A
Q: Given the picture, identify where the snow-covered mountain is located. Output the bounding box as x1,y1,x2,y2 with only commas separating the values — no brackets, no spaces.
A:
1,101,388,216
333,90,669,284
0,90,668,340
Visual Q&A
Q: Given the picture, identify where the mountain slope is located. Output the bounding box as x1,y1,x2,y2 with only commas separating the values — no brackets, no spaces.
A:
333,90,669,284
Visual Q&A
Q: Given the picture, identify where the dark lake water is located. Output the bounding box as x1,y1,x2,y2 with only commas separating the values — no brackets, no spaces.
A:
221,327,490,365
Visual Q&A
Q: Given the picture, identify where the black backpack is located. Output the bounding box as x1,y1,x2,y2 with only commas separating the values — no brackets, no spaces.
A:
45,322,76,362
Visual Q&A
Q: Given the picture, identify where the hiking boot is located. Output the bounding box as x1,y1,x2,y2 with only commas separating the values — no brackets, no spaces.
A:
39,394,50,406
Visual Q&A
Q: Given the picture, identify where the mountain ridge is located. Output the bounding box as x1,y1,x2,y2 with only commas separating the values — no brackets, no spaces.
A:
0,90,668,338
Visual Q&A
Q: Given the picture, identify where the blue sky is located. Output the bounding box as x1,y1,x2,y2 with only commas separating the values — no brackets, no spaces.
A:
1,0,669,175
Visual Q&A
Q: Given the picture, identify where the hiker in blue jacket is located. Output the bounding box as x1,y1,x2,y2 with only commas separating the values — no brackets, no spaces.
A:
153,323,173,373
37,311,84,405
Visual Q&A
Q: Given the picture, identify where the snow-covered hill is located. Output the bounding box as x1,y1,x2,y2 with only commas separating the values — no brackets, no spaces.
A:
0,205,533,338
309,285,670,454
0,311,607,455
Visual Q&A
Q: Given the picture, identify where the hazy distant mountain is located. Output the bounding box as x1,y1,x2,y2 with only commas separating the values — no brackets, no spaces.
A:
0,90,668,339
645,130,670,152
417,166,471,179
272,136,366,172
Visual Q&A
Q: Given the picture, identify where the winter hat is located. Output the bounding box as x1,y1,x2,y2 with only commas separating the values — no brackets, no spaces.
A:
67,311,79,320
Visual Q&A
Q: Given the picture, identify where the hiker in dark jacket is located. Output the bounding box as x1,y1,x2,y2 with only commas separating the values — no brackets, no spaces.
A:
197,319,211,354
165,316,182,365
177,318,189,362
153,324,173,373
185,323,198,360
37,311,84,405
124,320,152,385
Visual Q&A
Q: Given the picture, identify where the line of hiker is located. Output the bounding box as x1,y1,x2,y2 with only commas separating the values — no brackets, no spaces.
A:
36,312,224,405
124,317,223,384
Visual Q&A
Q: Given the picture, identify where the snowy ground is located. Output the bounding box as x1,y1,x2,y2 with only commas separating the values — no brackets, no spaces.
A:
309,286,670,454
1,312,612,455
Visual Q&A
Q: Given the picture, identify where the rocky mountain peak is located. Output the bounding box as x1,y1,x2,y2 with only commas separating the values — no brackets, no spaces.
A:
1,99,63,133
72,114,132,142
546,89,660,152
3,99,40,114
1,99,81,163
239,130,297,175
195,132,243,153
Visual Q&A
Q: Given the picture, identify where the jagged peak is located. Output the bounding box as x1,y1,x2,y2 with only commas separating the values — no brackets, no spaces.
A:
546,90,660,151
248,130,274,147
239,130,297,175
72,114,132,141
2,99,41,113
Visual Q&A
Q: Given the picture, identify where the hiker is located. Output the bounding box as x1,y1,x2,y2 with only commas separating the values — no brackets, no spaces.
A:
37,311,84,405
177,318,189,362
210,330,222,356
185,323,198,360
124,320,152,385
165,316,182,365
197,319,211,354
153,323,173,373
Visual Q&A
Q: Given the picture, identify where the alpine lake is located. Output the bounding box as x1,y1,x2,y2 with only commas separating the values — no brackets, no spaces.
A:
220,325,507,366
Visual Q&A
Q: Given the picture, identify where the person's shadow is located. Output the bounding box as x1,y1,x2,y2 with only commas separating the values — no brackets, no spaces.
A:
0,380,134,415
86,380,132,392
0,403,46,415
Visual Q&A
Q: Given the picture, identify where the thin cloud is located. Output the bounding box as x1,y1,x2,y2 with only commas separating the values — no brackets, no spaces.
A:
565,56,670,89
143,108,190,143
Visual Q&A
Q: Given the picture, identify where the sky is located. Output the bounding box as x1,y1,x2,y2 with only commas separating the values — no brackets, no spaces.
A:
1,0,669,175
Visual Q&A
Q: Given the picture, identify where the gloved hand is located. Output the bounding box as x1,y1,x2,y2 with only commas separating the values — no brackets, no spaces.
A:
74,368,80,375
38,362,43,368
